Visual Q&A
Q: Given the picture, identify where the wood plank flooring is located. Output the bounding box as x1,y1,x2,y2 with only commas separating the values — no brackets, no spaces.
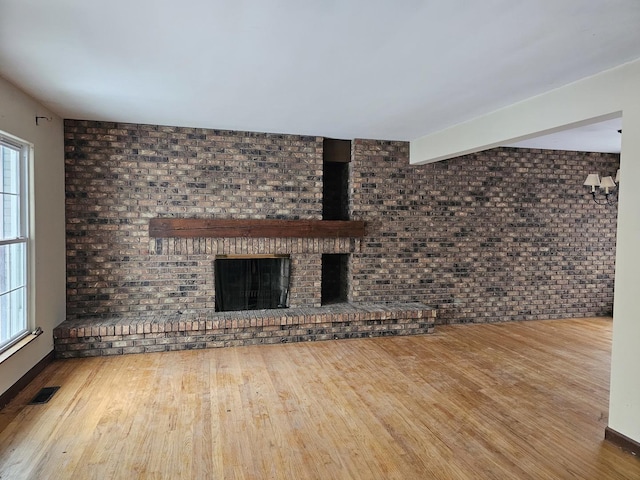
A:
1,317,638,479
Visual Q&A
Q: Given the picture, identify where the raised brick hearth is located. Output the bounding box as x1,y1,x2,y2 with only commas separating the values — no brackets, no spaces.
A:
53,302,436,358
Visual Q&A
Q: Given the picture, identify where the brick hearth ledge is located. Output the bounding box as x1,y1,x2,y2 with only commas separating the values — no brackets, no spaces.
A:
53,302,436,358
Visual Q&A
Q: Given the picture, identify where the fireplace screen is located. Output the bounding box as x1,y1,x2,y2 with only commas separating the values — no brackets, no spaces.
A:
214,256,291,312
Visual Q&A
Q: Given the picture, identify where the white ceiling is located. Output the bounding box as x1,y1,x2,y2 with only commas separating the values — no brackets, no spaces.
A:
1,0,639,151
505,117,623,153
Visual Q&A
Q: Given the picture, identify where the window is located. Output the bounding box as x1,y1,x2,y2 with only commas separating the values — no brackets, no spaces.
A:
0,134,29,353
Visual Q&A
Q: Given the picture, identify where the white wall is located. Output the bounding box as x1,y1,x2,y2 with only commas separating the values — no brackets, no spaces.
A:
410,58,640,443
609,90,640,442
0,76,66,397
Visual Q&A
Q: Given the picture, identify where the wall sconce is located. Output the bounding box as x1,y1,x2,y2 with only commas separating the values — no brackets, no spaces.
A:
583,169,620,205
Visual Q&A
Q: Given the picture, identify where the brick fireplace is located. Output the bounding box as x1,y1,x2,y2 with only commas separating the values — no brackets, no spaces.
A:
56,119,618,358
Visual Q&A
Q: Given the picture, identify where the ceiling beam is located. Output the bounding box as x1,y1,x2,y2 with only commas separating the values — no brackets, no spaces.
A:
409,59,640,165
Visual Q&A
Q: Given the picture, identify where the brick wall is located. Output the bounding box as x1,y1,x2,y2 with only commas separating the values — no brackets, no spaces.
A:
351,139,618,323
65,121,333,317
65,120,618,323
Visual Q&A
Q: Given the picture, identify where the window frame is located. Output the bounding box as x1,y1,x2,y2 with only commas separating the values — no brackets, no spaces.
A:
0,132,31,354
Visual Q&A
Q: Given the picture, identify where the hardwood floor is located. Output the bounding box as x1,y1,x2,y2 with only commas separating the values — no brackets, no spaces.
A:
1,317,638,479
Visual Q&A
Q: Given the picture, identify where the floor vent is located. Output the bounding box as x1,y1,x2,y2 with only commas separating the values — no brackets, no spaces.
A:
29,386,60,405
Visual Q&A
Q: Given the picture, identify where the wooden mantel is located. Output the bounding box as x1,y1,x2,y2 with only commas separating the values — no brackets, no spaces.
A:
149,218,366,238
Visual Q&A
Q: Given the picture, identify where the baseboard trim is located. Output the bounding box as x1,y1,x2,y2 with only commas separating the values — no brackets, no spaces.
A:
605,427,640,456
0,351,54,410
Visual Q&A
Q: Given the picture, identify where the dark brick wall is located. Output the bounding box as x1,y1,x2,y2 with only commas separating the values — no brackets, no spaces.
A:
351,139,618,323
65,121,330,317
65,120,618,323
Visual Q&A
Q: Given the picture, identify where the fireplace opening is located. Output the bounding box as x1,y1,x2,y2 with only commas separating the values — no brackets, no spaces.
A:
215,255,291,312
